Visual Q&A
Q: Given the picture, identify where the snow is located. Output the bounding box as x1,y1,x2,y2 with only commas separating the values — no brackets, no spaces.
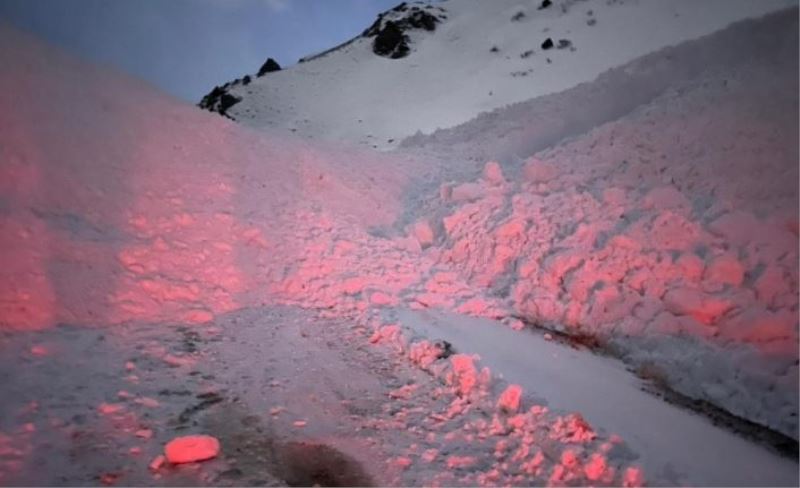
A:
403,10,800,435
164,435,220,464
224,0,794,150
393,307,798,486
0,1,798,486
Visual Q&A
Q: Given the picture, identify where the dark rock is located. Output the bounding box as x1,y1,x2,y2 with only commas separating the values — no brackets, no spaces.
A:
257,58,281,77
541,38,554,50
490,45,499,53
557,39,572,49
198,86,242,119
373,21,410,58
511,11,526,21
538,0,552,9
364,3,446,59
217,94,241,114
406,9,438,31
363,7,442,37
520,49,534,58
242,75,251,85
434,340,454,359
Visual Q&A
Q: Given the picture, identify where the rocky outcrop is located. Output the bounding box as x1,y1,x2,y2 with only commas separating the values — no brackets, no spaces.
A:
198,2,449,117
257,58,281,77
198,83,242,119
199,57,280,118
362,2,447,59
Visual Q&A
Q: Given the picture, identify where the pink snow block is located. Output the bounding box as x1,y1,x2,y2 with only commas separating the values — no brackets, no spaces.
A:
496,384,523,413
370,291,395,306
522,158,557,183
450,182,484,202
583,453,609,481
449,354,478,396
483,161,505,185
148,455,166,471
663,287,732,325
164,435,220,464
412,220,435,248
704,253,745,287
623,466,645,487
675,253,705,282
720,308,796,343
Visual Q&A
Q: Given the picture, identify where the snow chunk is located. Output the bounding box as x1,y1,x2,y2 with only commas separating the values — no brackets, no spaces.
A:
496,384,523,413
550,413,596,443
522,158,557,183
704,253,745,288
447,354,488,397
719,308,797,344
164,435,220,464
663,288,732,325
623,466,645,487
450,182,485,202
411,220,435,248
482,161,505,185
583,452,611,482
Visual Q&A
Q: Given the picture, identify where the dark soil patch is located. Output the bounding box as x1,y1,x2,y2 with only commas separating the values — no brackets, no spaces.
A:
279,441,374,487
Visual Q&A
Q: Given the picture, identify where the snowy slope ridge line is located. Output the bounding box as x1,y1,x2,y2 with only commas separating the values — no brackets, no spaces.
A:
205,0,793,150
400,6,799,164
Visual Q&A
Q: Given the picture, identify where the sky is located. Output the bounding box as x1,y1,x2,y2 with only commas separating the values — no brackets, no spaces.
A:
0,0,400,102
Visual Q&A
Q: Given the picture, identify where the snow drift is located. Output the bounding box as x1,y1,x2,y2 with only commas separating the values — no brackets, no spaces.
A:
0,1,798,485
0,22,421,331
398,9,799,439
203,0,794,150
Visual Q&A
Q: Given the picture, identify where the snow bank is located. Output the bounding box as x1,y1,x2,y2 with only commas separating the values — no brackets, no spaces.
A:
0,23,420,331
409,10,799,438
391,307,798,486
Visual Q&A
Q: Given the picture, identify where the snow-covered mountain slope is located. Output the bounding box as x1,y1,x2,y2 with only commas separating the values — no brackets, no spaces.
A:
1,5,798,486
204,0,794,150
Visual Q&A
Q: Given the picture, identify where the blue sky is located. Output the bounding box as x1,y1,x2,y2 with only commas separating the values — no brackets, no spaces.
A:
0,0,400,102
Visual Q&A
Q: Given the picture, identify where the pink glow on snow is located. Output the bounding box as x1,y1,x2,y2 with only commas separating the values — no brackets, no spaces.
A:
435,158,798,364
496,384,523,414
1,24,419,333
448,354,480,397
163,435,220,464
1,16,797,486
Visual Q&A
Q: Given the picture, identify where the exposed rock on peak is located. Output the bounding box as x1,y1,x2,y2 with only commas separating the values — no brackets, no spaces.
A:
257,57,281,77
363,2,447,59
